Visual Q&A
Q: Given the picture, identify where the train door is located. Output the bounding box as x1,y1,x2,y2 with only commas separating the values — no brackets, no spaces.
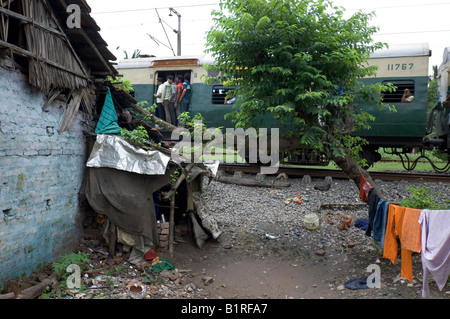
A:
152,69,192,105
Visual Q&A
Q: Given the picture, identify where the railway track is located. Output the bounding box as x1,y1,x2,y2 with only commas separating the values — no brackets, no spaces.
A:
218,163,450,183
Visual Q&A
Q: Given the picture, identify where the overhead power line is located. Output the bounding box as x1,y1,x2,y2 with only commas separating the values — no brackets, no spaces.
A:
375,29,450,36
92,1,450,15
344,2,450,11
92,3,219,15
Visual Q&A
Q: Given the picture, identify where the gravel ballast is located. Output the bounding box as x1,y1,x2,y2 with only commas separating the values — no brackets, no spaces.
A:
204,173,449,252
200,173,450,298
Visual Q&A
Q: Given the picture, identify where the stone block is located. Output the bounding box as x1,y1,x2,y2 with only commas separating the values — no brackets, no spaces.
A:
160,222,169,229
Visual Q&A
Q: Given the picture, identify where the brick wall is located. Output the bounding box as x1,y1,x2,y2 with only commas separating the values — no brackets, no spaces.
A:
0,67,93,287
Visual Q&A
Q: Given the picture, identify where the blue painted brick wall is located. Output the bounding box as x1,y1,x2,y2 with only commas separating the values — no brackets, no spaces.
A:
0,67,92,288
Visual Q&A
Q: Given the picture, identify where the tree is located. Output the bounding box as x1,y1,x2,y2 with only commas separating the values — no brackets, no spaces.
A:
205,0,393,192
124,49,141,59
427,65,438,118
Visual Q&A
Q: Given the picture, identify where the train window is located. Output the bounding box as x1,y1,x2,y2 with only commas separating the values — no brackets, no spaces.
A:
212,86,237,105
381,80,415,103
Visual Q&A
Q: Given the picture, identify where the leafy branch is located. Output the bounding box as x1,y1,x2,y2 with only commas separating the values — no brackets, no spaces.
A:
401,186,450,209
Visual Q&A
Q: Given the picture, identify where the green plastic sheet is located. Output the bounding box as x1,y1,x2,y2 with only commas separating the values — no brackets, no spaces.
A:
95,87,121,135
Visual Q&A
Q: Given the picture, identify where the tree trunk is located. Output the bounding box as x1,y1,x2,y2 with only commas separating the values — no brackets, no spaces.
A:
331,152,382,198
15,273,58,299
128,103,177,132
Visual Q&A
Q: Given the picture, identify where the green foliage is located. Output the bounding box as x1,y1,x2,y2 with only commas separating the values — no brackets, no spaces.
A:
431,149,449,162
106,75,134,93
120,125,149,145
124,49,141,59
52,252,90,279
401,186,450,210
427,77,438,120
177,112,208,137
170,169,181,185
205,0,393,162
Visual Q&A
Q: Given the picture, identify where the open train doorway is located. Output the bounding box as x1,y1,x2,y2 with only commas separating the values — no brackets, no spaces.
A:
152,70,191,106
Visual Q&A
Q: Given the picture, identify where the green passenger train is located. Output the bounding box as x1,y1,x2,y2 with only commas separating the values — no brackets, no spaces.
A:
116,43,450,171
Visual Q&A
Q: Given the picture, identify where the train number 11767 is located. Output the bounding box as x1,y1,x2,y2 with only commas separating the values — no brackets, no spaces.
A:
387,63,414,71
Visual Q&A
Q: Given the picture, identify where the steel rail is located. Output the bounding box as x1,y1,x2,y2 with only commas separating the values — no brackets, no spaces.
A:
218,164,450,183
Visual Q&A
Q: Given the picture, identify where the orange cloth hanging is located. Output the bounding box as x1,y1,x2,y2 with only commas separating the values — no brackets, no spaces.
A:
401,208,422,253
383,205,422,282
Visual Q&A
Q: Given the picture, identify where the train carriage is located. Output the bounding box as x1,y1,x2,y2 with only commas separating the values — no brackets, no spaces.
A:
116,43,449,170
116,55,235,129
437,47,450,151
357,43,430,146
354,43,432,164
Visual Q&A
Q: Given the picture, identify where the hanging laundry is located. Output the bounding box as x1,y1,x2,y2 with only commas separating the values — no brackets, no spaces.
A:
372,198,389,247
383,204,421,283
365,188,380,237
401,208,422,253
418,209,450,298
359,173,372,202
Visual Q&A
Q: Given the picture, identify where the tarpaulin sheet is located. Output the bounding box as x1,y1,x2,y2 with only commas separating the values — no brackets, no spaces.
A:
83,166,173,247
86,134,170,175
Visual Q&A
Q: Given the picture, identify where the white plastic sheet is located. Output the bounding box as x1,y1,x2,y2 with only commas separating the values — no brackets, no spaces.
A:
86,134,170,175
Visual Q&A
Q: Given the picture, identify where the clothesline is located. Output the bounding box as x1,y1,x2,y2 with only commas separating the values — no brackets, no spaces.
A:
359,174,450,298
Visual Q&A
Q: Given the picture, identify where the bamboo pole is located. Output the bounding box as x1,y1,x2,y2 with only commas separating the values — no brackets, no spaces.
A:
169,195,175,256
163,163,195,200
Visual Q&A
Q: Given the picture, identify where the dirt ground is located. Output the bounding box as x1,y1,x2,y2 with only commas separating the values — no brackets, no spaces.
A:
170,236,340,299
5,211,449,301
168,229,450,300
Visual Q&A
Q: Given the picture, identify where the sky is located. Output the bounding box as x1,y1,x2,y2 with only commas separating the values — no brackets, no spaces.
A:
88,0,450,75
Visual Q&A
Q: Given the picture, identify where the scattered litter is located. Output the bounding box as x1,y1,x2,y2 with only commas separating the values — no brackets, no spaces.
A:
202,276,214,286
128,280,146,299
344,277,369,290
92,248,109,256
326,211,353,230
303,213,319,230
151,257,175,273
284,194,304,205
144,248,157,261
354,219,369,230
265,234,279,240
337,216,352,230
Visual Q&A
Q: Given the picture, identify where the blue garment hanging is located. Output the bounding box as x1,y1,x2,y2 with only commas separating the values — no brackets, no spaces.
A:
373,199,389,247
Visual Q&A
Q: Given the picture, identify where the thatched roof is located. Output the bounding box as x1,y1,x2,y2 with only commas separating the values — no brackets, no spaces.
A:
48,0,117,77
0,0,119,132
0,0,117,93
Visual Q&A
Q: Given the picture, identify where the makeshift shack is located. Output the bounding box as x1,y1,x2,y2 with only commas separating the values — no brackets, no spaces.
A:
80,84,222,264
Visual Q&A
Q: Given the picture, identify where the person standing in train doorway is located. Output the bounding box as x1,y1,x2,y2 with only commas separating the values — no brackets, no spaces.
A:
174,74,184,126
153,77,165,122
162,75,174,125
178,72,191,117
169,75,178,126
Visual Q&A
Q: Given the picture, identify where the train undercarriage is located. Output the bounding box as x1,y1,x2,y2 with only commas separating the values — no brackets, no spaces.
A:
257,135,450,172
